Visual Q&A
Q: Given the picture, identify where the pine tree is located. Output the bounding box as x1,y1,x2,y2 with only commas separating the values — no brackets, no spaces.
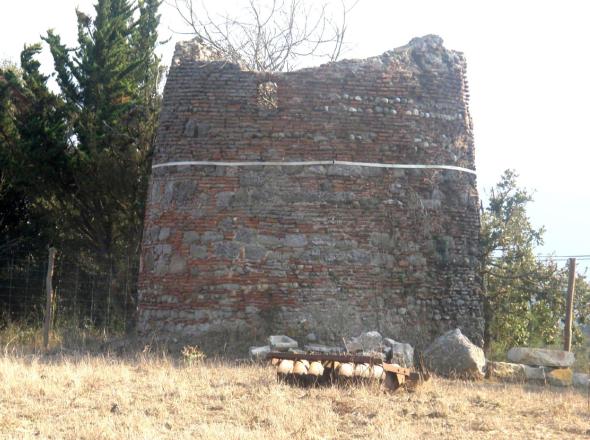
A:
0,0,162,325
40,0,163,266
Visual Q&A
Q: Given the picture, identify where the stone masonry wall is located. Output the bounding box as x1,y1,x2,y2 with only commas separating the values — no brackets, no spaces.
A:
138,35,483,351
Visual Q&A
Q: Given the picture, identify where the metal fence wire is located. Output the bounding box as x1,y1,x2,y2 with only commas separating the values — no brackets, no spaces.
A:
0,252,139,332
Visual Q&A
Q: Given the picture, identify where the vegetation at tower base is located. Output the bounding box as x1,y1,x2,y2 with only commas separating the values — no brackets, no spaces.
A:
481,169,590,356
0,0,163,328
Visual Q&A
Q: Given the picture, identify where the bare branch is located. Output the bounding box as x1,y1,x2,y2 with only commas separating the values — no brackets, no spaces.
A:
170,0,359,71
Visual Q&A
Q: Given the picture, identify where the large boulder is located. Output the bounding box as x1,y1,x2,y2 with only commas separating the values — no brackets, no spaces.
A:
507,347,575,367
383,338,414,368
423,328,485,379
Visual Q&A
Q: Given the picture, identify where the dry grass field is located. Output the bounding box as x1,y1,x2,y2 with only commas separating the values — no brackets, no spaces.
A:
1,350,588,440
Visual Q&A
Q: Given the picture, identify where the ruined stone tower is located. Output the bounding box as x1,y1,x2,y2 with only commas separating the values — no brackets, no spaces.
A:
137,35,483,350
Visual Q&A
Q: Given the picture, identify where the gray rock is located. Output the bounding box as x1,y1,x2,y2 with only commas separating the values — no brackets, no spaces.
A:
383,338,414,367
344,331,382,353
304,344,343,354
249,345,270,359
158,227,171,241
268,335,298,351
201,231,223,243
288,348,306,354
546,368,573,387
507,347,575,367
183,231,199,243
423,328,485,379
284,234,307,247
244,245,266,261
523,365,546,381
573,373,589,388
305,332,317,342
487,361,526,382
190,245,207,259
214,241,241,259
169,254,187,274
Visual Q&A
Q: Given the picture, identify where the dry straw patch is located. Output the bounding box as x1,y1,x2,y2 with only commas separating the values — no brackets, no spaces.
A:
0,354,588,439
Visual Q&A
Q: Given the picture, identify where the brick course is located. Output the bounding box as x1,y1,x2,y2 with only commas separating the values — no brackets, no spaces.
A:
138,35,483,351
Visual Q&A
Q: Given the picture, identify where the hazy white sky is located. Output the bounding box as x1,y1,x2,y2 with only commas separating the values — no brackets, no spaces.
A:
1,0,589,270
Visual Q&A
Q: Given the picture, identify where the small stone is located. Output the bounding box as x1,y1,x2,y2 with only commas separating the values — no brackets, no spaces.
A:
487,361,526,382
573,373,589,388
383,338,414,367
546,368,573,387
284,234,307,247
216,191,234,208
183,231,199,243
524,365,546,381
344,331,382,353
189,245,207,259
169,254,187,274
245,245,266,261
268,335,298,351
304,344,343,354
158,227,170,241
201,231,223,243
214,241,241,259
306,332,317,342
249,345,271,359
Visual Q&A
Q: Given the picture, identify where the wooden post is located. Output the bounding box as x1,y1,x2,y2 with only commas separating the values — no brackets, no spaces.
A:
43,247,57,351
564,257,576,351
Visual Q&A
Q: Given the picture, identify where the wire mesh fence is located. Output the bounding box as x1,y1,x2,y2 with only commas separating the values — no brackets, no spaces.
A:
0,251,139,333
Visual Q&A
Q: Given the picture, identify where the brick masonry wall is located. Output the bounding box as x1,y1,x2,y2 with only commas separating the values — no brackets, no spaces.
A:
138,35,484,351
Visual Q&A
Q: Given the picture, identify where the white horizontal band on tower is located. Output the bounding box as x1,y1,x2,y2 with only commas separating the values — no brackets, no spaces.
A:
151,160,476,175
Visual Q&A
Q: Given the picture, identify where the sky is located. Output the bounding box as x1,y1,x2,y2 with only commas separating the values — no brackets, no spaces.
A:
1,0,589,272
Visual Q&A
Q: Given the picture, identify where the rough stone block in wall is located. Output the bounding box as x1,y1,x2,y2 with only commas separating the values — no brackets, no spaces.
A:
137,34,484,352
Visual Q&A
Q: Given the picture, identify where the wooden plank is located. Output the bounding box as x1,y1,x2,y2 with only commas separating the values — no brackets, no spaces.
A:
382,363,412,376
266,352,382,364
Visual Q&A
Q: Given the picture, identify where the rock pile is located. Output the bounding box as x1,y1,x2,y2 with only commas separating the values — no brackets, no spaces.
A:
249,331,415,367
488,347,585,387
250,330,588,391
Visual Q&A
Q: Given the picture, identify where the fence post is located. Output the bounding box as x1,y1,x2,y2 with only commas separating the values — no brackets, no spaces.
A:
564,257,576,351
43,247,57,351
